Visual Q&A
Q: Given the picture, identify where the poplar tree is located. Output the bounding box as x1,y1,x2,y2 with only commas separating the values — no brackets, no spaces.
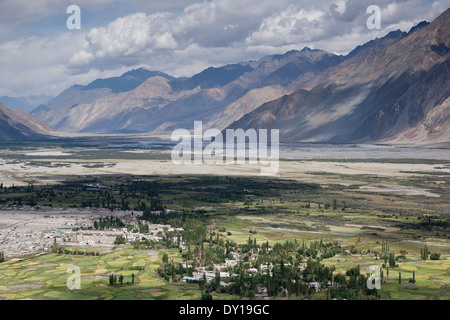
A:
389,253,396,268
421,244,429,260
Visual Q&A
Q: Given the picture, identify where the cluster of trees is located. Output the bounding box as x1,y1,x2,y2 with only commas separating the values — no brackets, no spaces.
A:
141,199,165,221
93,216,125,230
420,244,429,260
64,249,100,256
157,231,379,300
419,244,442,261
379,240,398,268
430,253,441,260
0,251,4,262
388,253,397,268
138,221,149,233
157,253,193,283
320,199,345,211
0,179,166,212
132,238,156,250
51,238,100,256
193,255,378,300
296,239,342,260
141,209,190,226
0,176,325,220
108,273,135,286
201,291,213,300
181,219,207,254
114,236,126,245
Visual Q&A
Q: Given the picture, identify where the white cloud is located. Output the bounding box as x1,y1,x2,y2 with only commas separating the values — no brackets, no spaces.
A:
245,5,327,46
334,1,346,15
68,11,179,70
0,32,130,96
0,0,447,96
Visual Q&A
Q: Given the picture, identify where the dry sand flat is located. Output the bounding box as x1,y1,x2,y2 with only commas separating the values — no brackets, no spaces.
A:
0,156,449,186
280,161,450,177
357,185,440,197
0,171,27,187
344,223,401,233
0,144,449,198
0,158,450,185
24,151,73,157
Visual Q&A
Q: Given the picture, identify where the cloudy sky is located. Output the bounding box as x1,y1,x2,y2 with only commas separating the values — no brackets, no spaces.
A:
0,0,447,97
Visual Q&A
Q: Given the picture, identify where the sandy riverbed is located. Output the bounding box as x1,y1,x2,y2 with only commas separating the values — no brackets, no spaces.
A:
1,157,448,181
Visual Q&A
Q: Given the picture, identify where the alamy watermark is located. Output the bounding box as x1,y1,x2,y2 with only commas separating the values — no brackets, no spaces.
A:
171,121,279,176
67,5,81,30
367,5,381,30
366,265,381,289
67,265,81,290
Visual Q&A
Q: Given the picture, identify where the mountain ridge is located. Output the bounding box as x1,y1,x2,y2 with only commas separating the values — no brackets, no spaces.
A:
227,9,450,144
27,11,449,145
0,103,54,140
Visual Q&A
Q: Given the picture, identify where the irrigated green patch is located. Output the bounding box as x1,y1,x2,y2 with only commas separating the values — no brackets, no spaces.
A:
0,247,235,300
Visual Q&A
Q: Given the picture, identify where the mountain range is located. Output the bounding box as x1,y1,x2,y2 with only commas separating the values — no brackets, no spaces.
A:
0,95,53,113
0,103,53,140
2,8,448,144
229,11,449,144
31,48,344,135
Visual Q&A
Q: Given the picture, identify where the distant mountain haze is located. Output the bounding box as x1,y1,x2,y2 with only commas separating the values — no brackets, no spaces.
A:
83,68,174,93
0,95,53,113
32,48,347,134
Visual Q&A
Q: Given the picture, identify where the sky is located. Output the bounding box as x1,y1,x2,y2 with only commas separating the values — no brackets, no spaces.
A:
0,0,447,97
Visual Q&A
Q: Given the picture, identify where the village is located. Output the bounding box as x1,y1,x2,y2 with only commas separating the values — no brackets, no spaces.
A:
1,205,349,299
179,249,318,299
0,206,180,258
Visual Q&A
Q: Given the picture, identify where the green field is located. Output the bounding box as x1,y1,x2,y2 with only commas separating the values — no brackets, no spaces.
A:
0,172,449,300
0,235,448,300
0,247,239,300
